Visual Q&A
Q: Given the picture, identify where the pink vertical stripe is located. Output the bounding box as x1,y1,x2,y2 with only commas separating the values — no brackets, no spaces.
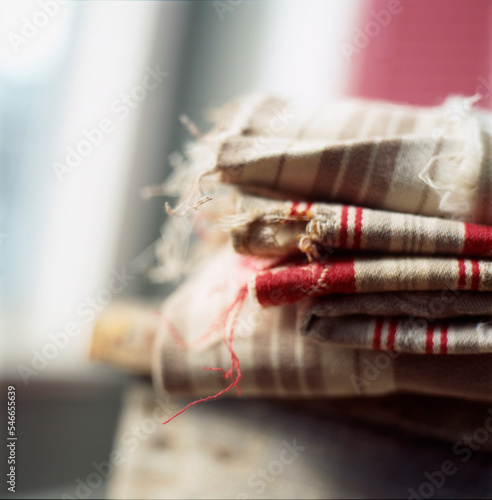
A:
471,260,481,290
339,205,349,247
425,324,435,354
353,207,363,249
373,318,383,350
386,319,398,351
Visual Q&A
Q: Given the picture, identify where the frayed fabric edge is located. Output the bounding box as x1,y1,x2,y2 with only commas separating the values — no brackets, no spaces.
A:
418,95,484,221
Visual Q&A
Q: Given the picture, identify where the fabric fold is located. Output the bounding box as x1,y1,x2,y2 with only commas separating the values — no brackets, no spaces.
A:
228,195,492,259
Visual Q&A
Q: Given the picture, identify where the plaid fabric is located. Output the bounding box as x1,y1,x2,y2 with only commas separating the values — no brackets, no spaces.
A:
205,95,492,224
229,195,492,259
252,256,492,306
151,251,492,400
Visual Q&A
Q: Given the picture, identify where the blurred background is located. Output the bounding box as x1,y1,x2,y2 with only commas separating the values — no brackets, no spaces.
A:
1,0,491,498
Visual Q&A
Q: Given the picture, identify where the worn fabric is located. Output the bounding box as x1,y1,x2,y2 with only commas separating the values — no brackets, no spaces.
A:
229,195,492,259
199,94,492,225
251,256,492,306
151,250,492,402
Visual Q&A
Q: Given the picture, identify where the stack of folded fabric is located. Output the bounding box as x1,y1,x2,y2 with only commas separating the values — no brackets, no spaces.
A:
149,94,492,422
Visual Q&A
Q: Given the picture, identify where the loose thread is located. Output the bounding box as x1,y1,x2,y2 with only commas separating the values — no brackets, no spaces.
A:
161,285,248,425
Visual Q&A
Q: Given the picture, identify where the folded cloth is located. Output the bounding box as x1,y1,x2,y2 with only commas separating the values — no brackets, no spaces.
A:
297,292,492,319
300,314,492,355
251,256,492,306
151,249,492,403
200,94,492,224
144,94,492,426
229,195,492,259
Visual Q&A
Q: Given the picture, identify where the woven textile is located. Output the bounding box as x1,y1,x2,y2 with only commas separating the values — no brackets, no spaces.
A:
149,94,492,413
251,256,492,306
151,250,492,401
202,94,492,224
229,195,492,259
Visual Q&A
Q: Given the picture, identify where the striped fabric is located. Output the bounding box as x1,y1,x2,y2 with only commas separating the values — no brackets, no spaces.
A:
230,195,492,259
151,251,492,401
252,256,492,306
207,94,492,224
302,315,492,355
150,94,492,410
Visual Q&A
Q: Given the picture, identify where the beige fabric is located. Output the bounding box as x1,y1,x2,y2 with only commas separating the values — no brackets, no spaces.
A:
151,250,492,402
196,95,492,224
228,194,492,259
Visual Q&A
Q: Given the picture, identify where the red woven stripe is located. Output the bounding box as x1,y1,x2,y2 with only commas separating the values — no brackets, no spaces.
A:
353,206,363,249
471,260,481,290
290,201,299,216
373,318,383,350
304,202,313,215
425,324,435,354
457,258,467,289
440,325,448,355
462,222,492,256
386,319,398,351
339,205,349,247
254,259,357,306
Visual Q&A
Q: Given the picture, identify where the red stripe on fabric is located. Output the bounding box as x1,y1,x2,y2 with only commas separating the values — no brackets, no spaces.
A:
440,325,448,355
372,318,384,350
353,206,363,249
386,319,398,351
254,258,357,306
425,324,435,354
457,258,467,289
290,201,299,216
471,260,481,290
339,205,349,247
462,222,492,256
304,202,313,215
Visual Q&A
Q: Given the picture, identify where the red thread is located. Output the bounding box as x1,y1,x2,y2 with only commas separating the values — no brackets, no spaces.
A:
425,324,435,354
471,260,480,290
457,258,467,289
373,318,384,350
162,286,247,425
303,202,313,216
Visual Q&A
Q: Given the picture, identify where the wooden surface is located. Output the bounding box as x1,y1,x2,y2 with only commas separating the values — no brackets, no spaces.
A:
107,382,492,499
